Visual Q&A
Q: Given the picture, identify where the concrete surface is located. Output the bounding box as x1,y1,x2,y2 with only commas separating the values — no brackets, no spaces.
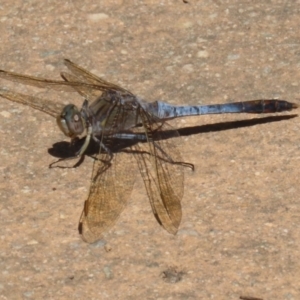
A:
0,1,299,299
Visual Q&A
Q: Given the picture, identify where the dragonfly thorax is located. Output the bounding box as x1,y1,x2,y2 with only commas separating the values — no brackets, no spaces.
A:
56,104,85,138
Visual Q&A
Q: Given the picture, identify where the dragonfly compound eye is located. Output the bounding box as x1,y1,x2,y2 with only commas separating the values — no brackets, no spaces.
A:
56,104,84,138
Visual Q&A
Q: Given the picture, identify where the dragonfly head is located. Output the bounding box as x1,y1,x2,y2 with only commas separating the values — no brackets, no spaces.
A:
56,104,85,138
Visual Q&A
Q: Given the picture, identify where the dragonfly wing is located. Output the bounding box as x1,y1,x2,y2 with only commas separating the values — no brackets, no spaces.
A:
60,71,102,100
62,59,135,107
0,88,64,117
133,118,185,234
79,151,136,243
0,69,84,91
64,59,133,94
0,63,122,93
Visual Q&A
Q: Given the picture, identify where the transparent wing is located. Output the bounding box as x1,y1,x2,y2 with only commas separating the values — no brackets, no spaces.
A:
0,88,64,117
60,71,102,101
63,59,133,94
0,59,133,95
133,113,185,234
0,69,90,92
79,150,136,243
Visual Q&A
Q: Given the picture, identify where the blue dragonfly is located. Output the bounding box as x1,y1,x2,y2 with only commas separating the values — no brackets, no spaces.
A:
0,59,297,242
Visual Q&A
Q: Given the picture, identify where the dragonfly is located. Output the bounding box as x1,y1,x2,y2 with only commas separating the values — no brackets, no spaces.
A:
0,59,297,243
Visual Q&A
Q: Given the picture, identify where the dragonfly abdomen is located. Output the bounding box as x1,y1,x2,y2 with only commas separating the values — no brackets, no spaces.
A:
154,99,297,120
235,99,297,113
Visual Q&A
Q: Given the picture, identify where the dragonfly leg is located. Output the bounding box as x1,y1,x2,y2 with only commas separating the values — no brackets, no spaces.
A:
91,135,113,161
49,124,93,168
75,125,93,156
153,141,194,170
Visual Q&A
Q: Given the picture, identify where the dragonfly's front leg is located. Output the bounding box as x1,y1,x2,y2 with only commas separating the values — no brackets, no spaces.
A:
49,123,93,168
75,123,93,156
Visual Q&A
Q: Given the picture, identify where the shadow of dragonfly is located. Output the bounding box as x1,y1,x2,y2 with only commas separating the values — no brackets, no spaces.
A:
0,59,297,243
